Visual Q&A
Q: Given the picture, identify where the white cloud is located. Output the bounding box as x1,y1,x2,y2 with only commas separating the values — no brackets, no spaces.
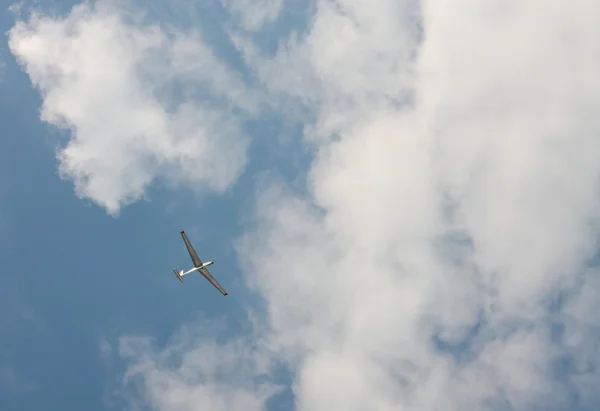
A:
235,0,600,410
99,339,113,360
8,0,254,215
230,0,420,142
11,0,600,410
118,323,279,411
220,0,284,31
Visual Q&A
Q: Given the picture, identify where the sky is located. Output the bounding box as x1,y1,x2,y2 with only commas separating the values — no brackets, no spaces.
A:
1,0,600,410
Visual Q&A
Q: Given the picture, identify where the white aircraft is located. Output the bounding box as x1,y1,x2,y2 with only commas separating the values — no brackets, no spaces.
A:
173,230,228,296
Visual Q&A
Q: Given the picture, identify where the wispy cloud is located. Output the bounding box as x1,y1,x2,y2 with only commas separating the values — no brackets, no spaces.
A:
0,366,37,396
9,0,600,410
118,322,280,411
220,0,284,31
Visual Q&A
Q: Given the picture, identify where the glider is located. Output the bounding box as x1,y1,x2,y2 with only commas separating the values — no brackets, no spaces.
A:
173,230,228,296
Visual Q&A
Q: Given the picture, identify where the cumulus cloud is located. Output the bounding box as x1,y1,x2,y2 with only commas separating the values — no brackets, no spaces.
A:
8,0,255,215
236,0,600,410
11,0,600,410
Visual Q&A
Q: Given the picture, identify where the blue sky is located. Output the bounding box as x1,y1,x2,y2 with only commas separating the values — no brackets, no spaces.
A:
2,1,600,411
0,42,231,411
0,1,303,409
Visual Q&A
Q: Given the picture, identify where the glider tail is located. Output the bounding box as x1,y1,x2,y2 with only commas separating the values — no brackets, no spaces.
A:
173,269,184,283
